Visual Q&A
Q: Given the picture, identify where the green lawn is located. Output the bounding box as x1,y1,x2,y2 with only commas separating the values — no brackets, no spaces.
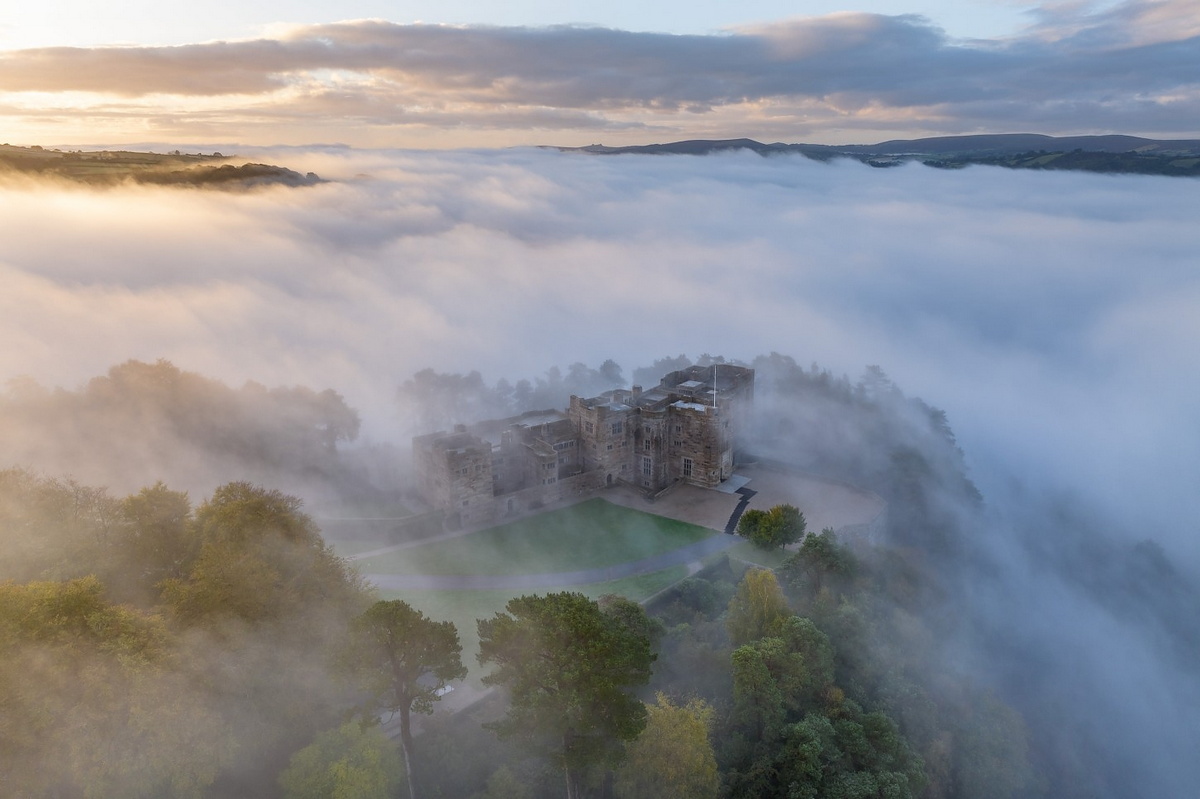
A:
726,539,793,570
377,565,689,684
353,499,714,682
355,498,716,576
314,497,415,557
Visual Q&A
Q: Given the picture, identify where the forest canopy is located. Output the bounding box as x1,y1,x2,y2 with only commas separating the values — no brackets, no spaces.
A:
0,359,361,497
1,352,1192,798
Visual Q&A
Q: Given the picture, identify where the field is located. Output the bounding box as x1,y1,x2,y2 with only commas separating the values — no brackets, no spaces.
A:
355,498,716,575
352,498,721,682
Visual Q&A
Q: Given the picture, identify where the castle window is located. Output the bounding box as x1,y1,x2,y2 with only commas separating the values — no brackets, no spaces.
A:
607,444,613,451
585,422,594,434
673,440,682,448
675,425,682,434
682,458,694,478
642,457,652,477
611,421,623,435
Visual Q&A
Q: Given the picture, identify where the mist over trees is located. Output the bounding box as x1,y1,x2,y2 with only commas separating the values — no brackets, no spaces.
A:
392,351,1197,799
0,475,373,797
2,351,1197,797
0,359,363,499
398,359,629,433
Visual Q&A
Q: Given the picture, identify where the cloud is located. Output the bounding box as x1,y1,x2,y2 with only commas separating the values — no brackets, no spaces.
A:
2,143,1198,795
1,148,1195,545
1,1,1198,144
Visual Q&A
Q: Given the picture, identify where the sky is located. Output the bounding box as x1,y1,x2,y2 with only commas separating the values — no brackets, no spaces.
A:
1,0,1197,147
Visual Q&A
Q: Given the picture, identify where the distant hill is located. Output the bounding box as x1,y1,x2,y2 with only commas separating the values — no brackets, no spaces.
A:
810,133,1200,156
557,134,1200,176
0,145,322,188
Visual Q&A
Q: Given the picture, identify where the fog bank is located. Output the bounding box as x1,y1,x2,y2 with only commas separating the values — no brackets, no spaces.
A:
3,148,1195,554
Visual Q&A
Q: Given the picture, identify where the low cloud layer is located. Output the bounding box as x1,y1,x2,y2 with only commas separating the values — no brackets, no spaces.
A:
2,0,1198,145
1,148,1196,558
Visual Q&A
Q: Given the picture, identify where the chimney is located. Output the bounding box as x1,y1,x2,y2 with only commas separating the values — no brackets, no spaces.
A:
632,385,642,397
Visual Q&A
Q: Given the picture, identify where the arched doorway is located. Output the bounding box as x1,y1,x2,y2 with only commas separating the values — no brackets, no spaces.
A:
606,473,613,487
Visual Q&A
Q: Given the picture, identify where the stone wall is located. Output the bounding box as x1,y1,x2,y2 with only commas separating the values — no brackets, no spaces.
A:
451,466,609,529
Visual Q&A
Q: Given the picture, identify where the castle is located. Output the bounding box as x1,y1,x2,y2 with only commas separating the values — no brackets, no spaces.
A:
413,364,755,528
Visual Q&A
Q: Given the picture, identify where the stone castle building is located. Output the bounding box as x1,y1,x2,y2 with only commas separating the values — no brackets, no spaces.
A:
413,364,755,527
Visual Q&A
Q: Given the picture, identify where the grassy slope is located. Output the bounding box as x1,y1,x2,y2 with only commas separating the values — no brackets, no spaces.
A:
356,498,717,680
355,497,716,575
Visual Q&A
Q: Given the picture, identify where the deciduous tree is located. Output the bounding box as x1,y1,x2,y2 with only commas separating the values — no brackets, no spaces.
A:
737,504,807,551
160,482,366,627
615,694,719,799
278,721,404,799
726,568,790,646
0,577,230,798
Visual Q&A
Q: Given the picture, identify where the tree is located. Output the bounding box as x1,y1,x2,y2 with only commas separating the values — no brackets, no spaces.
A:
0,577,230,798
953,692,1034,799
472,766,532,799
279,721,404,799
115,481,194,602
615,694,719,799
730,642,787,744
160,482,367,627
737,504,807,551
779,528,857,601
352,599,466,799
598,359,624,387
631,354,692,388
477,592,655,799
726,568,790,646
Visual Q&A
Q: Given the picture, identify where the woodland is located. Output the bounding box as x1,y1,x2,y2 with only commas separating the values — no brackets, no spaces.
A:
1,353,1188,798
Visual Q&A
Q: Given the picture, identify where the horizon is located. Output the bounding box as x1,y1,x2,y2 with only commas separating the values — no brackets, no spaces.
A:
2,1,1197,148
